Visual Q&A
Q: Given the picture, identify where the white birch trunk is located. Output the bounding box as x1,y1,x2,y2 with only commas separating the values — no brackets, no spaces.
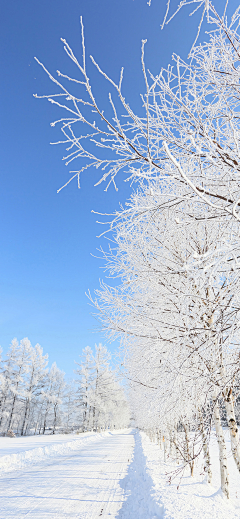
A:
175,441,180,465
169,430,173,457
213,397,229,498
158,430,162,449
198,409,212,484
223,388,240,473
163,436,166,462
201,430,212,484
183,422,194,477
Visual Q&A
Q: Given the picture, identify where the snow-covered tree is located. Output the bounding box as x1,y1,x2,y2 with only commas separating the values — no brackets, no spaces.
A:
20,344,48,436
5,338,32,433
75,346,95,431
34,3,240,224
88,180,240,496
33,0,240,498
40,363,65,435
75,344,129,431
62,381,78,433
0,339,68,436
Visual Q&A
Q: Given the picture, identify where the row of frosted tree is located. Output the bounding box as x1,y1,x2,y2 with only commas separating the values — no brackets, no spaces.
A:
75,345,129,431
35,0,240,499
0,339,129,436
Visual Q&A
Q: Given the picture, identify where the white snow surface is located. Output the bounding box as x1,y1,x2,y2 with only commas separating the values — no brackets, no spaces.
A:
0,432,100,474
0,432,88,457
139,428,240,519
0,429,135,518
0,428,240,518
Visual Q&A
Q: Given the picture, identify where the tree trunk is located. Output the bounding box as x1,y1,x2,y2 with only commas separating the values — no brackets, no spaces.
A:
223,388,240,473
163,436,166,462
7,393,17,431
42,411,48,434
52,403,58,434
183,422,194,476
20,400,29,436
213,398,229,498
0,390,9,428
198,409,212,484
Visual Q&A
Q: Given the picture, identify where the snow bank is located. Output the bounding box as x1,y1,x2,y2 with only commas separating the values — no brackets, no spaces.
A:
118,430,164,518
0,432,89,457
0,431,110,475
140,430,240,519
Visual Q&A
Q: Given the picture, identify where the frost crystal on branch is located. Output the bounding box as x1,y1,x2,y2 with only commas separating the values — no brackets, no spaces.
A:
34,5,240,223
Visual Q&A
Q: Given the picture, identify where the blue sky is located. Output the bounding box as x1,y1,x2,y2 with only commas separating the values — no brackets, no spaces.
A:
0,0,232,377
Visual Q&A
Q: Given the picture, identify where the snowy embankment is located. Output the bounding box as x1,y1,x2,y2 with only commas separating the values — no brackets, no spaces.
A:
138,429,240,519
0,431,111,475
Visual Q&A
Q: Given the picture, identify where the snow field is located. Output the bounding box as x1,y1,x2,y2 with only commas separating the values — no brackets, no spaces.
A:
140,429,240,519
0,431,113,475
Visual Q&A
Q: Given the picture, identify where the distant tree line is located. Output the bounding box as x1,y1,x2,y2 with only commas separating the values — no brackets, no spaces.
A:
0,338,129,436
75,344,129,432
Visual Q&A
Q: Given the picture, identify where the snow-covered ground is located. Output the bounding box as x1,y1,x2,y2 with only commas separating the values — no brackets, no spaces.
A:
138,428,240,519
0,430,134,518
0,431,99,474
0,432,93,457
0,428,239,518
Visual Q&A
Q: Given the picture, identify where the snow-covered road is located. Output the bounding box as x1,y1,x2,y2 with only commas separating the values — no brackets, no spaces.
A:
0,431,135,519
1,429,239,518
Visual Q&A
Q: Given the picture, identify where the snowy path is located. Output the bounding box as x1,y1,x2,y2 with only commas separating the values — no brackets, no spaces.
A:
2,429,239,519
0,431,134,519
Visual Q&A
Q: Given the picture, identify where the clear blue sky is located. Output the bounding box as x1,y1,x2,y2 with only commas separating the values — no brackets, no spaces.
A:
0,0,232,377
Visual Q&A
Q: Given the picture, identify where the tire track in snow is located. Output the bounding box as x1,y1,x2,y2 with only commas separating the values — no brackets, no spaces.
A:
0,431,134,519
0,433,106,517
83,431,135,519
